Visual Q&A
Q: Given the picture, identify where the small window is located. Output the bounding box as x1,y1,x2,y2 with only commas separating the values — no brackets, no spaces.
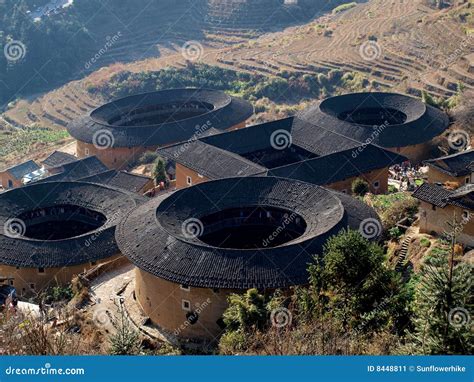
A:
85,148,90,156
182,300,191,311
180,284,190,291
9,280,13,286
8,179,13,188
29,283,35,290
90,261,97,266
342,189,348,194
432,205,436,211
186,176,192,186
466,177,470,185
373,181,380,189
38,268,45,274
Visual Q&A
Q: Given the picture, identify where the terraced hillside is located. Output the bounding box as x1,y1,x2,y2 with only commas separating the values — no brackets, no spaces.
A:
1,0,473,168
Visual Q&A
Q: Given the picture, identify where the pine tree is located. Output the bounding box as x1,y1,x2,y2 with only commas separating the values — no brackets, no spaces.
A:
109,308,141,355
406,219,473,354
152,157,167,185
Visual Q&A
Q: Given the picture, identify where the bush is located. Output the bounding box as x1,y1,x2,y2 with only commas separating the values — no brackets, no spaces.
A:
138,151,159,165
382,197,419,230
332,2,357,14
152,157,167,184
352,178,370,196
420,237,431,248
389,227,402,239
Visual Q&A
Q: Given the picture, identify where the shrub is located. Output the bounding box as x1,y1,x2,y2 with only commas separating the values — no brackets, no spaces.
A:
138,151,159,165
152,157,167,184
332,2,357,14
352,178,370,196
389,227,402,239
382,197,419,230
420,237,431,248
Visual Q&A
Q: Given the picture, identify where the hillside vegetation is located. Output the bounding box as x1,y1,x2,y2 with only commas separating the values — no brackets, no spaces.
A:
0,0,473,168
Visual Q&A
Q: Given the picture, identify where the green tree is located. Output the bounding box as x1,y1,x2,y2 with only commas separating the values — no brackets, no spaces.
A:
351,178,370,196
109,309,141,355
315,229,396,329
405,220,473,354
152,156,167,185
222,288,268,332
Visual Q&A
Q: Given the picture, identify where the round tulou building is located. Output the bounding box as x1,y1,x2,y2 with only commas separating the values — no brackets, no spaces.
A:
0,181,144,296
67,88,254,169
298,92,450,163
116,176,381,341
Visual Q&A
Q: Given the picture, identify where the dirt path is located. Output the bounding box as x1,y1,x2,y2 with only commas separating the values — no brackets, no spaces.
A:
88,263,135,333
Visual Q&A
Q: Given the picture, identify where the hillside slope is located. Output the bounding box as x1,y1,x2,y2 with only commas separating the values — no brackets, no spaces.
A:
1,0,473,168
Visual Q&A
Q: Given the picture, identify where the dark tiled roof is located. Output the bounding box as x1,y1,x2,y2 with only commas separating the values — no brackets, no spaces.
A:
116,177,380,290
42,151,77,168
298,92,449,148
80,170,152,193
39,156,109,183
0,181,145,268
424,149,474,177
67,89,253,148
1,160,40,180
269,145,405,186
158,140,266,179
160,116,406,184
201,117,295,154
413,182,474,211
